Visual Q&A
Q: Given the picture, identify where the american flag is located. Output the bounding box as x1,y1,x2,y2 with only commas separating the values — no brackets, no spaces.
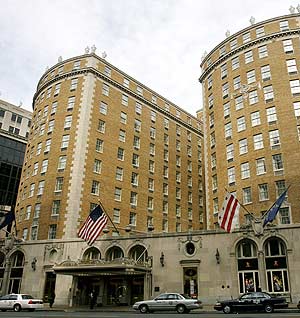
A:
78,205,108,245
218,192,240,233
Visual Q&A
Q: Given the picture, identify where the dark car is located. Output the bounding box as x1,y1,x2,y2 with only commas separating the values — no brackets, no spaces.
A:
214,291,288,314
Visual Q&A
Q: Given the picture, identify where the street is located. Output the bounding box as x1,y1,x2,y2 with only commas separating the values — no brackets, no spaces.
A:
0,310,299,318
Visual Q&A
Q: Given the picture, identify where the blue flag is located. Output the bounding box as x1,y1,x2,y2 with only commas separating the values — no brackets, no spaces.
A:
263,189,288,227
0,211,15,230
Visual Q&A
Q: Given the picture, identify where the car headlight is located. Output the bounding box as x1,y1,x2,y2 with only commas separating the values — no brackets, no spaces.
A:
215,302,221,305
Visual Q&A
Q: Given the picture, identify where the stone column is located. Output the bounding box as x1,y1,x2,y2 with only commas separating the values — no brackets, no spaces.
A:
258,250,266,291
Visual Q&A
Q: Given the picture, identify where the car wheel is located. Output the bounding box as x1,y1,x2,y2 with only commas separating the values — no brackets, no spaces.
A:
13,304,21,312
223,305,231,314
264,304,273,313
139,304,149,313
176,304,186,314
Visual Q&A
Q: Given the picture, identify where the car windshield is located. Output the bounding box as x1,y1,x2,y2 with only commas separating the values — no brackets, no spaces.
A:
181,294,191,299
21,295,34,299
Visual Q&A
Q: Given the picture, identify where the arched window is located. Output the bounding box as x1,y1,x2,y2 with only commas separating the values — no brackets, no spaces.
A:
9,251,24,293
106,246,124,261
129,245,147,263
264,238,289,293
0,252,5,291
83,247,101,261
236,239,259,294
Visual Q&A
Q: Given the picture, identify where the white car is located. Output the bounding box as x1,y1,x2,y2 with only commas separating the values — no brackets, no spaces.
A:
133,293,202,313
0,293,43,312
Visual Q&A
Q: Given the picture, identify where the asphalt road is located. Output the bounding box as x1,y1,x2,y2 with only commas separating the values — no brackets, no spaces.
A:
1,310,300,318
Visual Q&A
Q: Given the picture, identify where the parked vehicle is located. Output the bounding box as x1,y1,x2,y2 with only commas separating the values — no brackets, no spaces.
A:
0,293,43,312
214,291,288,314
133,292,202,313
297,300,300,310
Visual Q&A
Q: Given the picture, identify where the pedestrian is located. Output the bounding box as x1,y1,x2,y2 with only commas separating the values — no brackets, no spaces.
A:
89,290,97,309
48,290,55,308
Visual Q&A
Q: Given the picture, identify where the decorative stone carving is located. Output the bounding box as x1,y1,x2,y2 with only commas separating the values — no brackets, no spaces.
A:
58,56,62,63
225,30,230,38
91,44,97,53
297,4,300,12
201,51,207,61
250,16,255,25
85,46,90,54
102,51,107,59
289,5,296,13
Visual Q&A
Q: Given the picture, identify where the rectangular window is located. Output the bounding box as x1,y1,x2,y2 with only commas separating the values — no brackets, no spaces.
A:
226,144,234,161
237,116,246,132
293,101,300,117
100,101,108,115
54,83,61,96
102,83,109,96
219,46,226,56
259,183,269,201
149,143,155,155
272,154,284,171
134,119,141,132
163,183,168,196
34,204,41,218
91,180,100,195
239,138,248,155
286,59,297,74
58,156,67,170
48,120,55,133
233,76,241,90
150,127,156,139
96,139,104,152
250,111,260,127
290,79,300,95
114,187,122,201
152,95,157,104
266,107,277,123
164,166,169,178
230,39,237,50
98,119,105,133
130,192,137,206
41,159,48,174
247,70,256,84
113,209,120,223
275,180,286,197
104,66,111,77
221,64,227,78
31,226,38,240
208,94,214,108
232,56,239,70
48,225,57,239
256,26,265,38
51,200,61,215
129,212,136,226
269,130,280,148
123,78,130,88
224,122,232,138
135,102,142,115
64,115,72,129
212,175,218,190
223,102,230,117
119,129,126,142
263,85,274,102
117,147,124,160
279,207,290,224
241,162,250,179
70,78,78,90
261,65,271,81
249,90,258,105
122,94,128,106
211,152,216,167
131,172,138,186
243,187,252,204
148,197,153,210
29,183,35,197
253,133,264,150
67,96,75,110
36,143,42,155
136,86,143,96
243,32,251,43
51,101,58,114
61,135,70,149
120,111,127,124
222,82,229,98
37,180,45,195
93,159,102,174
279,20,289,31
116,167,123,181
258,45,268,58
73,60,80,70
283,39,293,53
25,206,31,220
228,167,235,184
133,135,140,149
235,96,244,110
256,158,266,175
245,50,253,64
133,154,139,167
148,178,154,191
55,177,63,192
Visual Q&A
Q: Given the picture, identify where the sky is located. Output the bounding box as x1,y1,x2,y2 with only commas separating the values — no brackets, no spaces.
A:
0,0,294,116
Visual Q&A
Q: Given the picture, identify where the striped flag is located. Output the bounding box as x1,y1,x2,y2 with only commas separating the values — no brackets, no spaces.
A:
218,192,240,232
78,205,108,245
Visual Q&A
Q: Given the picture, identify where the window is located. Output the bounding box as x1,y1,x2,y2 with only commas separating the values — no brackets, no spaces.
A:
123,78,129,87
269,130,280,148
290,79,300,95
258,183,269,201
164,149,169,161
96,139,103,152
176,155,181,166
133,136,140,149
22,228,28,240
48,225,57,239
256,26,265,37
233,76,241,90
150,111,156,122
122,94,128,106
249,90,258,105
237,116,246,132
64,115,72,129
61,135,70,149
256,158,266,175
293,102,300,117
246,70,256,84
25,206,31,220
134,119,141,132
219,46,226,56
243,187,252,204
113,209,120,223
250,111,260,127
47,119,55,133
150,127,156,139
149,143,155,155
46,87,52,99
54,83,61,96
208,94,214,108
164,133,169,145
228,167,235,184
241,162,250,179
135,102,142,115
67,96,75,110
176,187,181,199
93,159,102,174
263,85,274,102
119,129,126,142
245,50,253,64
266,107,277,123
254,133,264,150
34,203,41,218
97,120,105,133
176,171,181,182
165,103,170,111
58,156,67,170
32,162,39,176
136,86,143,96
73,60,80,70
91,180,100,195
100,101,107,115
44,139,51,153
39,123,45,136
163,183,168,196
164,166,169,178
43,106,49,117
212,175,218,190
283,39,293,53
114,187,122,201
176,140,181,151
104,66,111,77
36,143,42,155
225,122,232,138
258,45,268,58
275,180,286,197
148,178,154,191
52,200,60,215
41,159,48,174
211,153,216,168
213,198,219,214
29,183,35,197
187,145,192,156
261,65,271,81
51,101,58,114
132,154,139,167
129,212,136,226
117,147,124,160
235,96,244,110
130,192,137,206
279,20,289,31
55,177,63,192
243,32,251,43
31,226,38,240
149,160,154,173
272,154,284,172
223,102,230,117
152,95,157,104
131,172,138,186
120,112,127,124
176,205,181,217
102,84,109,96
226,144,234,161
279,207,290,225
147,197,154,210
37,180,45,195
221,64,227,78
286,59,297,74
207,75,212,89
222,82,229,98
70,78,78,90
232,56,239,70
116,167,123,181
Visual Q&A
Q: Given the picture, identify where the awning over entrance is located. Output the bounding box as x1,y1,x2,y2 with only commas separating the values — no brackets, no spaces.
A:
52,257,152,276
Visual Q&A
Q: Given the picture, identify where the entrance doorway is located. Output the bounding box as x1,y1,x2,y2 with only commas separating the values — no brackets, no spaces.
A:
183,267,198,298
43,272,56,303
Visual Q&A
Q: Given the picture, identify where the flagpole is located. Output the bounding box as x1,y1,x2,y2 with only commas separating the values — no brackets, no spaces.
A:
98,201,120,235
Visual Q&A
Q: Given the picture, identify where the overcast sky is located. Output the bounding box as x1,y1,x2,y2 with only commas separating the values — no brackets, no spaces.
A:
0,0,294,115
